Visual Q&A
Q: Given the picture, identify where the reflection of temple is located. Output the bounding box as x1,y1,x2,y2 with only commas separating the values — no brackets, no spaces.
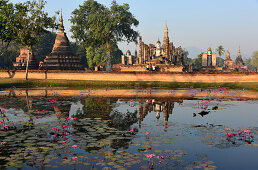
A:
54,103,71,119
138,99,180,128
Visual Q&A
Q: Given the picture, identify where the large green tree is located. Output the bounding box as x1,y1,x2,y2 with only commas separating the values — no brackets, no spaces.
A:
70,0,139,71
216,45,225,57
0,0,25,56
13,0,57,79
192,53,203,70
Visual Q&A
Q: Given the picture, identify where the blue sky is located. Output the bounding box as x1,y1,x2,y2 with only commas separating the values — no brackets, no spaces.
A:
9,0,258,59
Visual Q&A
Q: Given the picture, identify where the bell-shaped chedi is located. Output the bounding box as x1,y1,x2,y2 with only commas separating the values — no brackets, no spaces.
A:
40,10,83,70
235,46,245,66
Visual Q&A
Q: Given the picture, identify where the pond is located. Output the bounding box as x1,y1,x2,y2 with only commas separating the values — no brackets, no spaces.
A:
0,87,258,169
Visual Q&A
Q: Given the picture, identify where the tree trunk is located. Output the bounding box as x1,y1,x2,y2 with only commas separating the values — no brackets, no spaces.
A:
106,50,112,71
25,47,31,80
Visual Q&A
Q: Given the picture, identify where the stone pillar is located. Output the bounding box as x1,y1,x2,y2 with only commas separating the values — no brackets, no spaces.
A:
212,53,216,67
202,53,208,67
121,55,126,65
139,36,143,64
128,55,133,65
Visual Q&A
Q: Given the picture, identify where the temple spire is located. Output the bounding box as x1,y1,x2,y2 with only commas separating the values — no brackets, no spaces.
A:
238,46,241,57
59,9,65,32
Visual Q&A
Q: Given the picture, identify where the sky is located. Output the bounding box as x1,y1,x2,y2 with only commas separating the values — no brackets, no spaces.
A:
9,0,258,59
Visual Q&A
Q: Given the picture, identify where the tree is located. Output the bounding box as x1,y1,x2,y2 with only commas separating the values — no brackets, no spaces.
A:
192,53,203,70
216,57,224,67
70,0,139,71
13,0,57,80
70,42,87,68
0,0,26,56
182,49,191,65
86,45,107,69
251,51,258,69
216,45,225,57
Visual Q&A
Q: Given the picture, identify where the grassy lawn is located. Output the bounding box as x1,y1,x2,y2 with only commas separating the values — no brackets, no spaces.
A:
0,78,258,91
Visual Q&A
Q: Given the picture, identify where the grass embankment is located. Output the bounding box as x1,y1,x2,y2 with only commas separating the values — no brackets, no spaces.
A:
0,78,258,91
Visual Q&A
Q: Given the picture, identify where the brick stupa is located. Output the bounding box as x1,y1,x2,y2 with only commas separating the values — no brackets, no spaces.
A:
40,10,83,70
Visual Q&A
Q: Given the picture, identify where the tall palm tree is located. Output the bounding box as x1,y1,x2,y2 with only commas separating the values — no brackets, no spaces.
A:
216,45,225,57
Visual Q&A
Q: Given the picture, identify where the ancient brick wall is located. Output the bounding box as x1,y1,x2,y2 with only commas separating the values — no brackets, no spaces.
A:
0,70,257,83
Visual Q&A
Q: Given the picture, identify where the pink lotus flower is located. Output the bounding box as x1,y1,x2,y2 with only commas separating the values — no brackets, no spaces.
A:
1,142,6,145
73,118,77,120
13,108,16,111
72,156,78,160
243,130,251,134
146,131,150,135
226,128,231,131
0,121,3,124
130,130,134,133
149,154,155,158
227,133,232,137
63,128,68,132
3,125,9,128
2,110,5,113
52,127,58,131
62,140,68,144
238,131,242,135
232,133,237,136
164,121,168,124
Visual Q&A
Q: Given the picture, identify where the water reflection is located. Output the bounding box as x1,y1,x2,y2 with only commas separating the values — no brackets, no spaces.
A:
0,90,258,169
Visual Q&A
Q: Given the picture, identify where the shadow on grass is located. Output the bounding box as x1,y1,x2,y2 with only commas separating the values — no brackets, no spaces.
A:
0,79,257,91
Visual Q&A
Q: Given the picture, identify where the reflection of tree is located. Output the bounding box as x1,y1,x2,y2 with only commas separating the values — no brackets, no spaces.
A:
110,110,138,131
77,98,117,120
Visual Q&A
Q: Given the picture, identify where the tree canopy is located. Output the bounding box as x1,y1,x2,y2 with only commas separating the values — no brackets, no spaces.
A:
13,0,57,49
251,51,258,69
216,45,225,57
70,0,139,70
0,0,26,56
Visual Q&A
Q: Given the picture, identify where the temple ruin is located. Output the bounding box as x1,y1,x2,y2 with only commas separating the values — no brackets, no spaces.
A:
39,10,83,70
120,24,185,72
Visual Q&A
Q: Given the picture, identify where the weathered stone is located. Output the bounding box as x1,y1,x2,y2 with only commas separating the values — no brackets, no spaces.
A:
39,10,83,70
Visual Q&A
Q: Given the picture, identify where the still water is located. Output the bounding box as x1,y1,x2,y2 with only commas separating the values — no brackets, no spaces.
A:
0,88,258,169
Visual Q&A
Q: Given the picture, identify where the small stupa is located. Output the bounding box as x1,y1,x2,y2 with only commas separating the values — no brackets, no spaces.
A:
13,47,39,70
235,46,245,66
40,9,83,70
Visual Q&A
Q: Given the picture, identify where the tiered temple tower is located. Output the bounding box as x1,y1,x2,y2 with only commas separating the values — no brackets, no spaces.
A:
136,24,183,66
163,24,170,62
235,46,245,66
40,10,83,70
224,49,233,69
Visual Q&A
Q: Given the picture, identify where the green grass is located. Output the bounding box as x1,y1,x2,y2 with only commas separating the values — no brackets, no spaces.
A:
0,78,258,91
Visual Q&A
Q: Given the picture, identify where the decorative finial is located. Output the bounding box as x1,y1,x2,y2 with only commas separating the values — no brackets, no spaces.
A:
59,8,65,32
165,23,168,30
238,46,241,57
